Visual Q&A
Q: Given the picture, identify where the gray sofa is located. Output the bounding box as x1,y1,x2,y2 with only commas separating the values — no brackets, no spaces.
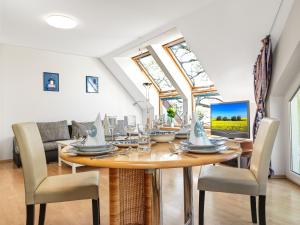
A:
13,119,127,167
13,120,71,167
13,120,94,167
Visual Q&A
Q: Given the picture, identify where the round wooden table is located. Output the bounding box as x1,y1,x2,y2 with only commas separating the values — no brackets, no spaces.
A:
60,142,240,225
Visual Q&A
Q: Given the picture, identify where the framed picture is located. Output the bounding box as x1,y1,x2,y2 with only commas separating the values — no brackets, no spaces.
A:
43,72,59,92
86,76,99,93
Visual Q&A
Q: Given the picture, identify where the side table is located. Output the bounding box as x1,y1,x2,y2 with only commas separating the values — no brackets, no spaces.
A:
57,139,84,173
226,138,253,168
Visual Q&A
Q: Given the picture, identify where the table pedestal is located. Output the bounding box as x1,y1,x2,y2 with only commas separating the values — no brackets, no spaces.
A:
183,167,194,225
109,168,193,225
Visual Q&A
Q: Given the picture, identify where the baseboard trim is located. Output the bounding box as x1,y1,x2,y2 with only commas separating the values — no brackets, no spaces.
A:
271,175,287,179
0,159,13,163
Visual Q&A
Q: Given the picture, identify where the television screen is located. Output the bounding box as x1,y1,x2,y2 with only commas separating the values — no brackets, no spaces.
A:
210,101,250,139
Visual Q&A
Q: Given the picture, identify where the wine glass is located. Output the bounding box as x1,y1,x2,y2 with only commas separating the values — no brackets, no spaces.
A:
125,115,136,149
108,116,117,141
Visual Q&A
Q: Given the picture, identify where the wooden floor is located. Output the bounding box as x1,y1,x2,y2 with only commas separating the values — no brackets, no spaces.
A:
1,161,300,225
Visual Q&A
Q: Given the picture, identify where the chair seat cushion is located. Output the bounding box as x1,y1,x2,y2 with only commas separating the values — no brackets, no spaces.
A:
35,171,99,204
198,165,259,196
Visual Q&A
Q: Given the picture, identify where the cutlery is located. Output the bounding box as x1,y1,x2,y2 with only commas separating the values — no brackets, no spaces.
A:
90,152,128,159
169,147,198,158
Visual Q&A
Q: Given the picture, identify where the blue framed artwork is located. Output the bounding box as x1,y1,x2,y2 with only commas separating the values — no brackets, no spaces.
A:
43,72,59,92
86,76,99,93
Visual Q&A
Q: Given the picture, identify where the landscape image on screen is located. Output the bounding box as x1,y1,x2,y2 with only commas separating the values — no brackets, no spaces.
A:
211,101,249,138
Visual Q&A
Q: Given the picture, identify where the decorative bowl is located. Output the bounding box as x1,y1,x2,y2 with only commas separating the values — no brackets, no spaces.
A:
150,133,175,143
175,133,188,139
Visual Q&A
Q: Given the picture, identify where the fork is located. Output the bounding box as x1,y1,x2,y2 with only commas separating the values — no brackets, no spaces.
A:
90,151,128,159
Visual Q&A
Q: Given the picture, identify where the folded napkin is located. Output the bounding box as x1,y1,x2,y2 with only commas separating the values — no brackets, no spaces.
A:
84,113,106,146
189,115,212,146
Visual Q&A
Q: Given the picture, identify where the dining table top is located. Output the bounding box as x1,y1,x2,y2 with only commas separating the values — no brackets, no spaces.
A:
59,140,241,169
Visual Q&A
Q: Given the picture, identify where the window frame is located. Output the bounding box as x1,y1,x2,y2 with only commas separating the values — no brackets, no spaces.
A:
132,51,176,93
192,91,223,128
160,95,184,125
192,89,220,112
289,86,300,176
132,40,219,122
163,38,215,92
133,51,183,122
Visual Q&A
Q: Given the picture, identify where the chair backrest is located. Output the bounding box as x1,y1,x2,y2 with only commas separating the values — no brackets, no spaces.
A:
250,118,280,195
12,122,48,204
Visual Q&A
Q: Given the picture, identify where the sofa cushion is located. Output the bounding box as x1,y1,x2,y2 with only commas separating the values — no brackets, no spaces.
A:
43,141,58,152
71,121,93,138
37,120,70,142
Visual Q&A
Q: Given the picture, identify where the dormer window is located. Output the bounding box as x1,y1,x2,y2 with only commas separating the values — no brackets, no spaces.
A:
133,52,175,92
165,39,214,89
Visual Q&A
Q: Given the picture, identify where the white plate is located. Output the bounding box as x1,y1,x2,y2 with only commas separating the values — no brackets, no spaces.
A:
209,136,228,141
112,140,156,148
209,140,226,146
71,143,113,152
186,145,228,154
112,140,138,148
66,147,115,156
180,140,215,149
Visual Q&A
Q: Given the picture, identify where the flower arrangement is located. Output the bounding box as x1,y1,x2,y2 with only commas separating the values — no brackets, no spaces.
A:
167,106,176,119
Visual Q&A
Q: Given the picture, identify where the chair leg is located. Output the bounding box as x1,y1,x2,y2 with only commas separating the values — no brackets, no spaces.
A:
26,205,35,225
199,191,205,225
38,204,46,225
250,196,257,223
97,198,100,224
259,195,266,225
92,199,100,225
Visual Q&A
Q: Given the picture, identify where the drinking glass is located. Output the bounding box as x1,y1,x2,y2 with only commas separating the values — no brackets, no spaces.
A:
137,124,151,152
125,115,136,149
108,116,117,141
182,116,191,140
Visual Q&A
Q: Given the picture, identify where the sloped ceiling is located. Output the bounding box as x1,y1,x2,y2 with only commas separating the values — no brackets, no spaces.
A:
102,0,291,106
176,0,283,101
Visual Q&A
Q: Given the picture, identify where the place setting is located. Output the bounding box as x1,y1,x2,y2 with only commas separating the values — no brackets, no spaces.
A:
64,114,157,159
170,115,229,155
65,113,119,157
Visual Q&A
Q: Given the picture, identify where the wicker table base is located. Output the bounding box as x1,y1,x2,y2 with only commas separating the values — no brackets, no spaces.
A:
109,168,192,225
109,168,163,225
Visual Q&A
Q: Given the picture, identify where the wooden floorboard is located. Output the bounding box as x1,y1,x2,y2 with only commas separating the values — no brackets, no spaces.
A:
0,161,300,225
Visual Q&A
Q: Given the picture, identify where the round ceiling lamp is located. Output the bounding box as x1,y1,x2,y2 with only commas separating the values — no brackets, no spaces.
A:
46,15,77,29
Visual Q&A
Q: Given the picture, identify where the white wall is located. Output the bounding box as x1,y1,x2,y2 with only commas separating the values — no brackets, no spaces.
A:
0,44,142,160
114,57,159,117
269,0,300,176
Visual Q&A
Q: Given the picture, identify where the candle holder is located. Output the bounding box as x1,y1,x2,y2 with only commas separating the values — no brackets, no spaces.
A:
143,82,152,130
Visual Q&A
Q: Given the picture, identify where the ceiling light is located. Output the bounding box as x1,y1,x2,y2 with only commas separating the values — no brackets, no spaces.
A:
46,15,77,29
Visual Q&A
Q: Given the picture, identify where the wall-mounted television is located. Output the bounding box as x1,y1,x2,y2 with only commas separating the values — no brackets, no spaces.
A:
210,101,250,139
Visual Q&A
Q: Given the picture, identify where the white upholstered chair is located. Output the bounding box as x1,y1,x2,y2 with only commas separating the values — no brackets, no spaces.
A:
198,118,279,225
12,122,100,225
